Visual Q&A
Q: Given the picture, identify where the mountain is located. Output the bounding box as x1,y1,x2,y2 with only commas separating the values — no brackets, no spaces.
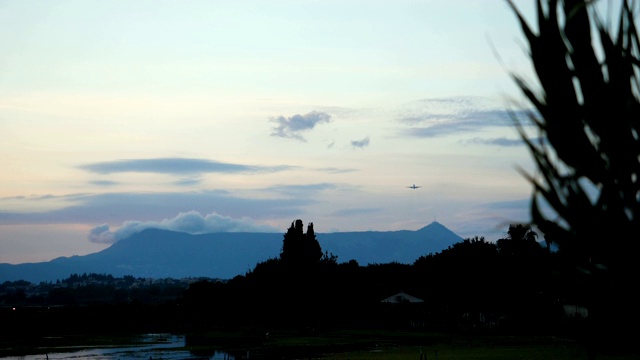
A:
0,221,462,283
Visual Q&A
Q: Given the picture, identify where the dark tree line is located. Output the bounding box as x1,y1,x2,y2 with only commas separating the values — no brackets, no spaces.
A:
1,273,188,306
180,220,581,336
3,219,595,342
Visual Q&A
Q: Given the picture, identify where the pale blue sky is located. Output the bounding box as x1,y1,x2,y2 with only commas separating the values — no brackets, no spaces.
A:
0,0,544,264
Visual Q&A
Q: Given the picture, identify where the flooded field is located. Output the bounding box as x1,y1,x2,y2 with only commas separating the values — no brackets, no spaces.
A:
0,333,235,360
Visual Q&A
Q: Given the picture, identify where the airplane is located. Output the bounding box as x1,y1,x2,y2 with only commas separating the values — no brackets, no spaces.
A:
406,184,422,189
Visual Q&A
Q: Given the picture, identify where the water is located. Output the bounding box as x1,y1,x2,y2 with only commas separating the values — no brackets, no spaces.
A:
1,333,235,360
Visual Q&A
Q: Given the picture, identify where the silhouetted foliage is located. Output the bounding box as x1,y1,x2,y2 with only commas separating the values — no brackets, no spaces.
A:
414,237,501,326
496,224,545,257
2,222,588,339
508,0,640,352
280,219,323,268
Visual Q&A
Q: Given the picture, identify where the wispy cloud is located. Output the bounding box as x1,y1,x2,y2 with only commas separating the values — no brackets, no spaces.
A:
88,210,279,244
351,136,370,149
89,180,119,186
173,177,203,186
400,110,512,138
318,167,358,174
483,198,531,210
0,191,307,225
401,109,513,127
463,136,545,147
397,97,533,139
402,123,466,138
1,194,65,201
329,207,381,217
262,183,337,197
270,111,332,141
78,158,294,175
464,137,525,146
449,198,532,241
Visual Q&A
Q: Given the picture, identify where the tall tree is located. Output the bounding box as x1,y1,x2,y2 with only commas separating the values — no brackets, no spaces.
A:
280,219,323,268
507,0,640,353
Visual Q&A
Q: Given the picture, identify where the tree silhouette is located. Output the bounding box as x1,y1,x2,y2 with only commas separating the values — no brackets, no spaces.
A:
507,223,537,243
508,0,640,353
280,219,323,268
496,224,544,257
414,237,502,325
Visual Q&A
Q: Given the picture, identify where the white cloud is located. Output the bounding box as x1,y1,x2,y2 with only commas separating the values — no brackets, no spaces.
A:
88,210,279,244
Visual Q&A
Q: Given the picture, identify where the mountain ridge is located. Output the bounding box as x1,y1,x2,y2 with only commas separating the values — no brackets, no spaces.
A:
0,221,463,283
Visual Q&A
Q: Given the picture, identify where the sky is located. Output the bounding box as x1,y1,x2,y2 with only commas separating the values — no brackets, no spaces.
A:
0,0,544,264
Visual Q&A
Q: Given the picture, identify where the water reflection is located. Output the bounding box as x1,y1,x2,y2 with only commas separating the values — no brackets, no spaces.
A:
1,333,235,360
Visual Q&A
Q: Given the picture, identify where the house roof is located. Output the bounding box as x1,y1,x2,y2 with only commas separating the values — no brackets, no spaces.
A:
381,292,424,303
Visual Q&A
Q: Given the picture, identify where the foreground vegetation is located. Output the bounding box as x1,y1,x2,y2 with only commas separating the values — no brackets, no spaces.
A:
3,222,636,359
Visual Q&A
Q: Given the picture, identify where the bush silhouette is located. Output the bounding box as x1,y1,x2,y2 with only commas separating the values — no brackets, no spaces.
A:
508,0,640,352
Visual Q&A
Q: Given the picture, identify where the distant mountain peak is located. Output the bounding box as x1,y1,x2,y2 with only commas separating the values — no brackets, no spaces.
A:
416,220,463,238
418,220,445,231
0,222,464,283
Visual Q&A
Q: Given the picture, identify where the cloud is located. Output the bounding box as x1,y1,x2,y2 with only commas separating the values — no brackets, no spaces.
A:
400,110,511,138
89,180,119,186
401,109,513,127
449,199,532,242
463,136,545,147
262,183,337,197
464,137,524,146
89,224,115,243
396,97,533,139
1,194,60,201
351,136,370,149
173,177,203,186
329,207,381,217
403,120,488,138
270,111,332,141
0,190,308,225
88,211,280,244
78,158,293,175
317,167,358,174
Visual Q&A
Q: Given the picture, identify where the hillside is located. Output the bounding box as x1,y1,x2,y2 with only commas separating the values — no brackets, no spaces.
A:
0,221,462,282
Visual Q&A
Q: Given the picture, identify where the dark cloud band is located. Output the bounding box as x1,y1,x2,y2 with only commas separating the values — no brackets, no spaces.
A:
78,158,293,175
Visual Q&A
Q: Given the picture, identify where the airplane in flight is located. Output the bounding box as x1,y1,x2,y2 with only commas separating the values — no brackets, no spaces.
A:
406,184,422,189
